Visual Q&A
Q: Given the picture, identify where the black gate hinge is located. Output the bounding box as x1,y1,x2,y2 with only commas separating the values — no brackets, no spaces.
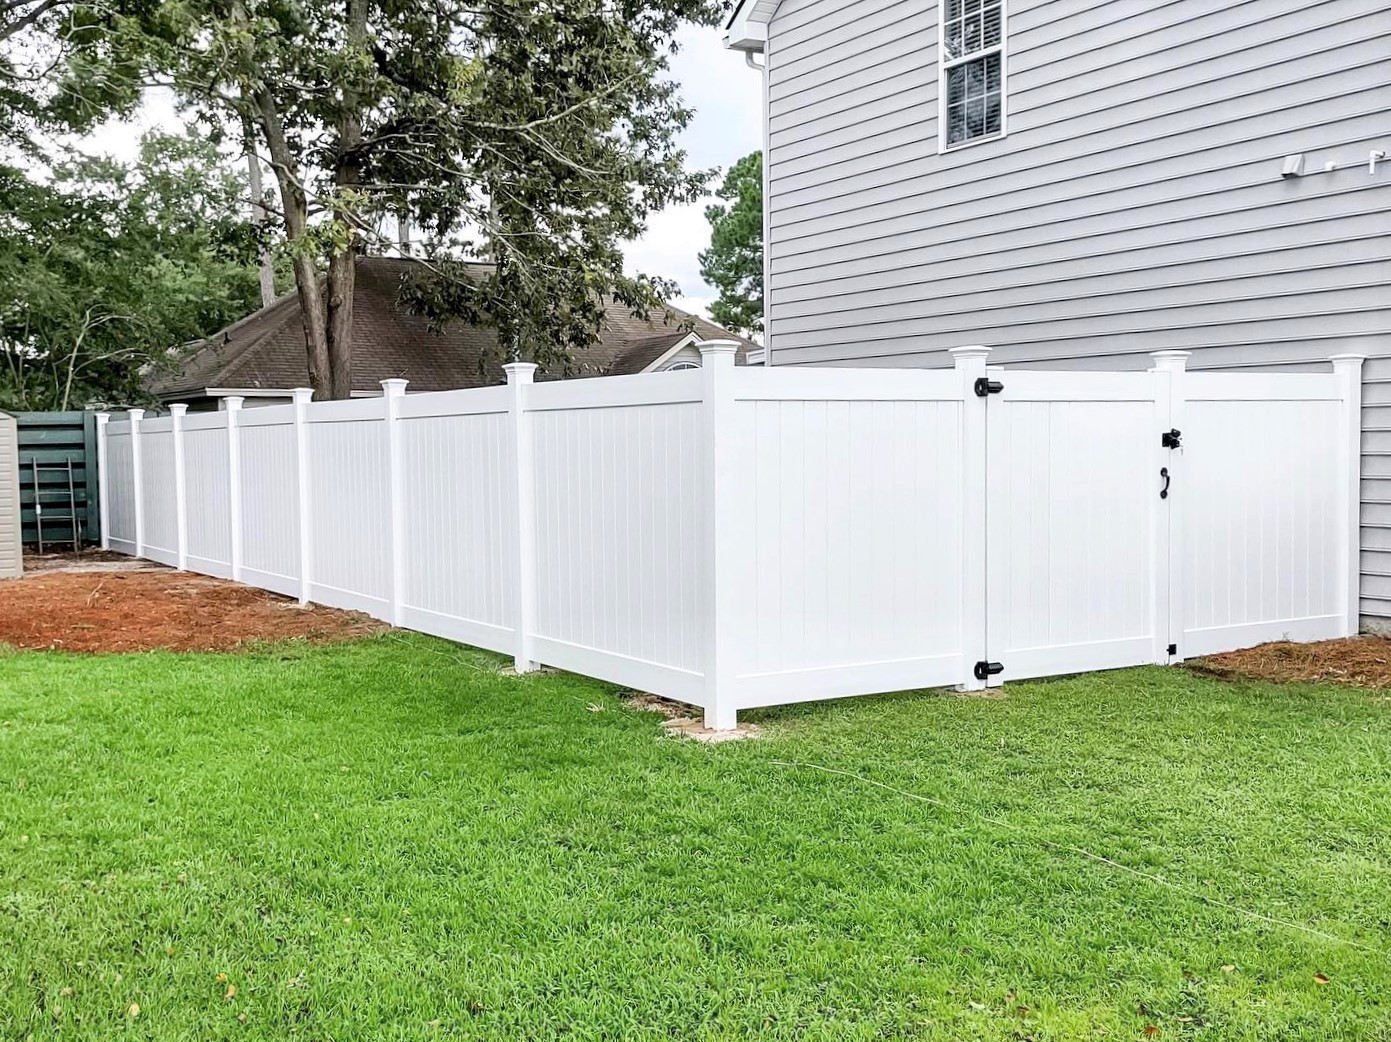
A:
1167,643,1178,657
1161,428,1182,449
974,377,1003,397
974,660,1004,681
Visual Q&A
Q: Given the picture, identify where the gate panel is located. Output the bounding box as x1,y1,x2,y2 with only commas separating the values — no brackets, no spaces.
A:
1179,374,1346,656
986,371,1166,682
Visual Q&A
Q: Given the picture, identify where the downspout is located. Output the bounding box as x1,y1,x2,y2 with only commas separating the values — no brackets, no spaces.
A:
745,49,771,364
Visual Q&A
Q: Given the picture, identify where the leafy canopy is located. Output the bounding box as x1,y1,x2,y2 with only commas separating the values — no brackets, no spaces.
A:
698,149,762,338
0,131,264,410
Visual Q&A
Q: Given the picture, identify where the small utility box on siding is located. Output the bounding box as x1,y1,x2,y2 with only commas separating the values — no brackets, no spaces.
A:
0,412,21,578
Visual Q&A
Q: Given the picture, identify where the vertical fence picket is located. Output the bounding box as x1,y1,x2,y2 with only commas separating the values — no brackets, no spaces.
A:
95,413,110,552
1331,354,1365,636
382,379,409,625
128,408,145,559
291,387,313,605
170,403,188,571
950,346,990,691
225,397,244,581
505,362,539,673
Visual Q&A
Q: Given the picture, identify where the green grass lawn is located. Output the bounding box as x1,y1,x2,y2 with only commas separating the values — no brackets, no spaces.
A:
1,635,1389,1040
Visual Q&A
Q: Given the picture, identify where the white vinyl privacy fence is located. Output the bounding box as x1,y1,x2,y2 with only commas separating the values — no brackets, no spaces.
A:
98,344,1363,727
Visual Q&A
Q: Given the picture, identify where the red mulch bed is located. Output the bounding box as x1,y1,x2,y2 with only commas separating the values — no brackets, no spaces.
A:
0,569,385,653
1191,636,1391,689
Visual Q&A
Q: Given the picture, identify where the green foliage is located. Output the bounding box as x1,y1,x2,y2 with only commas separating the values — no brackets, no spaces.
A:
44,0,722,393
0,131,265,410
1,636,1389,1038
699,150,762,337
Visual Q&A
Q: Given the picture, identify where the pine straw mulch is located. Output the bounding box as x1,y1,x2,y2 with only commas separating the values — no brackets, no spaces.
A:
1190,636,1391,690
0,569,385,653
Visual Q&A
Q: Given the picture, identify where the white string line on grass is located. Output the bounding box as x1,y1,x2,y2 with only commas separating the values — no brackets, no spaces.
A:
771,759,1380,954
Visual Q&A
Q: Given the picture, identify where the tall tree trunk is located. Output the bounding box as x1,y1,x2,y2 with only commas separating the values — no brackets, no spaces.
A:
325,0,367,401
254,88,332,399
243,120,276,308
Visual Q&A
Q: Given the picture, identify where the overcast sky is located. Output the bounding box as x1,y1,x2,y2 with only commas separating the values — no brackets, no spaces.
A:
78,22,762,320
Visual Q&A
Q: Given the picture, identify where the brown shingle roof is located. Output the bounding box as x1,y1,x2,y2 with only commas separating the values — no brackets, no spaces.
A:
150,256,756,399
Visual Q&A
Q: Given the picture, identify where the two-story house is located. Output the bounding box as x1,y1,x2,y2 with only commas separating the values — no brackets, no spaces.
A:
725,0,1391,628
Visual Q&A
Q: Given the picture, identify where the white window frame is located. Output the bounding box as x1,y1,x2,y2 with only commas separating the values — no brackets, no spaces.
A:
937,0,1008,153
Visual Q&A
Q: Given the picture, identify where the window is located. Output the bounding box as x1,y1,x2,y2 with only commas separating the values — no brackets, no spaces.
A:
941,0,1005,149
663,360,701,371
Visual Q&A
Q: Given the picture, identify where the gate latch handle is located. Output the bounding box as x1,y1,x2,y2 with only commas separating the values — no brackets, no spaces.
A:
1160,466,1170,499
974,377,1003,397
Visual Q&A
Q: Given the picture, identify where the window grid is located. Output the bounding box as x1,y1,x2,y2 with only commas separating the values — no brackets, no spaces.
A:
941,0,1005,150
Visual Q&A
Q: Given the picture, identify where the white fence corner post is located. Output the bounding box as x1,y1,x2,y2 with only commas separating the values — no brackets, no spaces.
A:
381,379,409,626
169,403,189,570
950,345,990,691
504,361,540,673
291,387,314,606
1150,351,1189,663
94,413,110,551
1330,353,1365,637
128,407,145,559
699,339,741,729
224,396,244,581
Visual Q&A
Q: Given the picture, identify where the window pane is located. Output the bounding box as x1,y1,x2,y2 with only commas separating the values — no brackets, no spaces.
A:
945,0,963,20
966,0,982,11
964,12,982,52
948,102,967,145
967,97,985,138
984,92,1002,135
947,65,966,104
944,21,965,59
982,5,1002,48
985,52,1001,92
964,59,985,99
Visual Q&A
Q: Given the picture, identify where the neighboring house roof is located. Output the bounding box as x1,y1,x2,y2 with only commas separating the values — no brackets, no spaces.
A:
149,256,756,401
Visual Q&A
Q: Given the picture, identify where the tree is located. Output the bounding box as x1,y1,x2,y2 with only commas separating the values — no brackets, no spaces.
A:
699,150,762,338
0,131,264,410
49,0,718,397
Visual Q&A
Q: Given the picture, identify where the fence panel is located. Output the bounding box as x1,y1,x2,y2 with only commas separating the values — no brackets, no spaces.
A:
237,409,301,598
305,402,392,615
182,413,233,576
104,422,136,553
985,371,1165,682
138,416,179,567
397,389,515,653
528,373,707,706
725,367,970,708
1180,373,1349,656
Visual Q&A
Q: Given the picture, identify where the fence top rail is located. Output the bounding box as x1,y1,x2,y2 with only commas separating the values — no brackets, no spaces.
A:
237,404,298,428
182,412,231,432
730,365,965,403
107,421,131,436
398,385,509,420
527,369,702,413
304,396,386,424
141,416,173,433
1184,371,1345,402
991,369,1158,403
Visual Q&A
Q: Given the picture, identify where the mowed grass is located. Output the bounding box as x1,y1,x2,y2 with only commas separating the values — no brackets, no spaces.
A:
1,635,1389,1040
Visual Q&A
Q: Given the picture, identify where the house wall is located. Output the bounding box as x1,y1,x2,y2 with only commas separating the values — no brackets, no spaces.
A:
763,0,1391,623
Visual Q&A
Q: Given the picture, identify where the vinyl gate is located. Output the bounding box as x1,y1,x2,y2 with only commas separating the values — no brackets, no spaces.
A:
98,345,1362,727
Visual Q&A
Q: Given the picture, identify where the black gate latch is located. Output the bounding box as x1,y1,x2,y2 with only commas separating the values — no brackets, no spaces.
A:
974,378,1003,397
973,660,1004,681
1161,428,1182,449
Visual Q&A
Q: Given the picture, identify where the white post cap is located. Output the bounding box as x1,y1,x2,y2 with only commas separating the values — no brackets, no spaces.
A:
949,345,991,363
503,362,539,384
1329,353,1366,371
1150,351,1191,372
291,387,314,405
169,403,188,417
698,340,740,366
380,378,409,396
223,396,244,411
128,408,145,421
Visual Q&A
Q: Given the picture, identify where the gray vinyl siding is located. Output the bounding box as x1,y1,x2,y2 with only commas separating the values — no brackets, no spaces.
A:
763,0,1391,621
0,414,20,579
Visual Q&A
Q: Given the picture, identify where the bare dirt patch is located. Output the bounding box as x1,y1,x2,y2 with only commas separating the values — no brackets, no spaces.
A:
1191,635,1391,689
0,568,385,653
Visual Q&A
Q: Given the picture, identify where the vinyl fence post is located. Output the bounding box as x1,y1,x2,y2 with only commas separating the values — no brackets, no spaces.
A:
950,345,990,691
128,408,145,559
95,413,110,551
1150,351,1189,663
699,339,741,729
504,362,540,673
291,387,314,606
1331,353,1365,637
224,397,244,581
169,403,188,570
381,379,409,625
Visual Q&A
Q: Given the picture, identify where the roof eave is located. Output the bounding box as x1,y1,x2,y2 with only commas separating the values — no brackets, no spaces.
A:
723,0,773,52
